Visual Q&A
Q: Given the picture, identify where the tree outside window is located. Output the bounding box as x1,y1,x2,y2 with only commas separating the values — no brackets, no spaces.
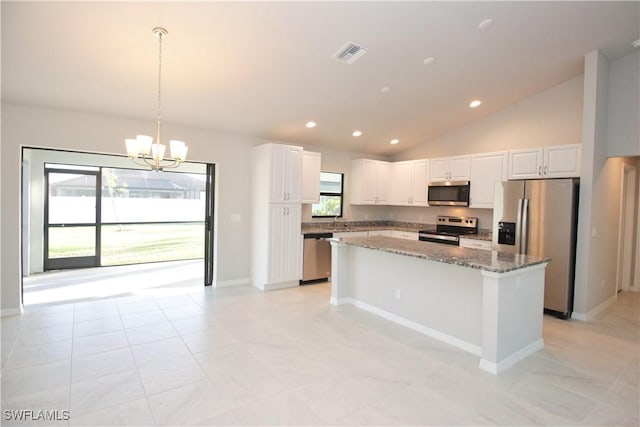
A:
312,172,344,217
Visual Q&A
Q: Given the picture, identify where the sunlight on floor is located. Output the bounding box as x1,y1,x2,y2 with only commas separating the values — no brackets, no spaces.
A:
23,259,204,306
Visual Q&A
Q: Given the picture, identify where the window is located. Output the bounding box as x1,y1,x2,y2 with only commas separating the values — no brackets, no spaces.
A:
312,172,344,217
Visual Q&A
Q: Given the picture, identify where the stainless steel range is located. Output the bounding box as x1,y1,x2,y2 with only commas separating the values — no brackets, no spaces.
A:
419,216,478,246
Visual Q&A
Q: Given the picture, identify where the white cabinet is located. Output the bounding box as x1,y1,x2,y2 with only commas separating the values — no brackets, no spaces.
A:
391,230,419,240
368,230,393,237
429,155,471,182
544,144,581,177
267,204,302,284
268,144,302,203
508,144,581,180
469,151,508,209
391,160,429,206
301,151,321,204
459,238,493,251
333,231,369,238
251,143,303,291
351,159,392,204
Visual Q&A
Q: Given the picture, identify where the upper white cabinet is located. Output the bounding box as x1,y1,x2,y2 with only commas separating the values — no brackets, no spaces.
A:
301,151,321,204
508,144,581,180
429,155,471,182
469,151,508,209
391,159,429,206
351,159,391,204
267,144,302,203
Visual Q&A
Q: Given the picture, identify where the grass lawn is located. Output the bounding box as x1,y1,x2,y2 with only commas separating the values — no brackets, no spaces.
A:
48,223,204,266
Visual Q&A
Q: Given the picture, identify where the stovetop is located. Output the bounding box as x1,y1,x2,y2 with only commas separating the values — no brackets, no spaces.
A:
419,216,478,236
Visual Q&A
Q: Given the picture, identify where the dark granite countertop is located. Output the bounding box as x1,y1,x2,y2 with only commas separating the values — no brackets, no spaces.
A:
333,235,549,274
302,220,492,241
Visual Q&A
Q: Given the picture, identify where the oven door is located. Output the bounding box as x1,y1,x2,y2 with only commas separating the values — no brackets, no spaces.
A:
427,181,470,206
418,232,460,245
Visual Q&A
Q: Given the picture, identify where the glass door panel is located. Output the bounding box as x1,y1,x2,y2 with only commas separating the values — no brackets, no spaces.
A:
44,168,100,270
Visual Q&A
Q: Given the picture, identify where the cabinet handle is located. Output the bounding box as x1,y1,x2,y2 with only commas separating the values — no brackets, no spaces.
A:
544,165,548,175
538,166,542,176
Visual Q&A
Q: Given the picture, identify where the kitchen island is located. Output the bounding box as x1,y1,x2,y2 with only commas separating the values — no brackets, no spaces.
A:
330,236,550,374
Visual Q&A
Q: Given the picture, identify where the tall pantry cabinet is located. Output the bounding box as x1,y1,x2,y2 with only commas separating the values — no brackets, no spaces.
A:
251,143,303,291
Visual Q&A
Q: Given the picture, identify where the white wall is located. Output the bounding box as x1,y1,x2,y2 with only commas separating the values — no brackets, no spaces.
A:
607,51,640,157
392,75,584,161
573,51,626,318
1,103,262,311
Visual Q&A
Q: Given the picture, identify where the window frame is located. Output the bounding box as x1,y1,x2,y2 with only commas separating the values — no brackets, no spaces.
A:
311,172,344,218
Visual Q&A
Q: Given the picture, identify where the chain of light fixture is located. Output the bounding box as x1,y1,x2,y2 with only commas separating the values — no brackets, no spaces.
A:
125,27,188,171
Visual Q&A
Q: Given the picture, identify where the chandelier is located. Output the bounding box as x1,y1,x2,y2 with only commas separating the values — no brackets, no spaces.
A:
125,27,188,171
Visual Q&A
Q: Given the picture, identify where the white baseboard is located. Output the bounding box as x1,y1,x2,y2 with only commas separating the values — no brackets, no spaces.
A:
572,294,617,321
215,278,250,288
1,306,24,317
479,339,544,375
330,297,351,306
349,298,482,356
260,281,299,291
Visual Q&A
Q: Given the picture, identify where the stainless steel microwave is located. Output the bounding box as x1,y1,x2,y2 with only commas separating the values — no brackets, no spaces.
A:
427,181,470,206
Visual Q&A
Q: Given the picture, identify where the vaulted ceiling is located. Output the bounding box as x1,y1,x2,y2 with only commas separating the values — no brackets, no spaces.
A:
2,2,638,155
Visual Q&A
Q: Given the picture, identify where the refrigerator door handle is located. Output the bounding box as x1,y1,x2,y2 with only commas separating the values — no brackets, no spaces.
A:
516,198,524,253
521,198,530,254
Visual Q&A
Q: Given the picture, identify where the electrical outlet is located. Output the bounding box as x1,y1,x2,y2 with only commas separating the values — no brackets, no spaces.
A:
395,288,401,300
601,279,605,289
230,214,241,223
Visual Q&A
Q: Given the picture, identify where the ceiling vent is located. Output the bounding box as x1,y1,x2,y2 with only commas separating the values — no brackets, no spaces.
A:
332,41,368,64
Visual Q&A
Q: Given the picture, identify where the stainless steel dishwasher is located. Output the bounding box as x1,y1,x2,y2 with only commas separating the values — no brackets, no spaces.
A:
301,233,333,284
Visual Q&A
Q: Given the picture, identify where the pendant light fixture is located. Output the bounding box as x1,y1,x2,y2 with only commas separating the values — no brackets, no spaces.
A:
125,27,188,171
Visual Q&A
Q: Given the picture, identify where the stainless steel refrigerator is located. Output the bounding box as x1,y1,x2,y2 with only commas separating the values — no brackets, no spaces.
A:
492,179,579,319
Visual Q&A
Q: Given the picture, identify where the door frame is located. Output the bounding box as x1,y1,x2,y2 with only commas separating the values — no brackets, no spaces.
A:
44,166,101,271
204,163,215,286
616,163,637,293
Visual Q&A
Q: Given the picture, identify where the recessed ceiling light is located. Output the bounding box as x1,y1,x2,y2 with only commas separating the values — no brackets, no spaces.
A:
633,39,640,48
423,57,436,65
478,19,494,30
390,139,399,145
305,121,317,128
381,86,391,93
352,130,363,137
469,100,482,108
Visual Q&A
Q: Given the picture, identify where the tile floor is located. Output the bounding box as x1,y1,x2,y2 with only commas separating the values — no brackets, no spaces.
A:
1,282,638,426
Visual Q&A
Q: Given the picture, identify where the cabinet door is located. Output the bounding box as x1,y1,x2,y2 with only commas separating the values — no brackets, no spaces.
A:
470,152,507,208
368,230,392,237
267,204,286,283
282,205,302,281
508,148,543,180
361,160,379,204
449,156,471,181
544,144,581,178
391,230,419,240
459,238,493,250
333,231,369,238
410,160,429,205
391,162,411,205
301,151,321,203
429,157,450,182
269,145,288,202
284,146,302,203
376,161,392,203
